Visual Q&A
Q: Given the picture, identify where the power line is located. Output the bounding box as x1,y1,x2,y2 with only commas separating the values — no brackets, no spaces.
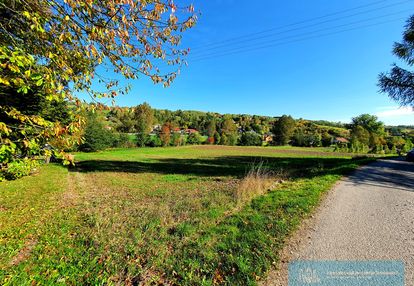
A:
190,0,413,55
190,17,406,62
189,10,410,60
190,0,406,50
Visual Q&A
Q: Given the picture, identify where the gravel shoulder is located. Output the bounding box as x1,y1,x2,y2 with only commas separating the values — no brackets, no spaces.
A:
262,158,414,286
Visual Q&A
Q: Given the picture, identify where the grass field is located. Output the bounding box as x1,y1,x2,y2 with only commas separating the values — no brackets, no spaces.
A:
0,146,375,285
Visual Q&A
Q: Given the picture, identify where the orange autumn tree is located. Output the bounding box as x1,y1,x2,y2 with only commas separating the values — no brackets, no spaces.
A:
160,122,172,146
0,0,197,179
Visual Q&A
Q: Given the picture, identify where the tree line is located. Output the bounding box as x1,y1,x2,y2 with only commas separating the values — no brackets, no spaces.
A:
79,103,414,154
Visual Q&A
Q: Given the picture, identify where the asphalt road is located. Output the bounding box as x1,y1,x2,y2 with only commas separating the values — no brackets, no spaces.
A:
262,158,414,286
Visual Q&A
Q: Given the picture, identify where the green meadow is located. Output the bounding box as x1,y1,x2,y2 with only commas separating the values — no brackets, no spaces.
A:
1,146,374,285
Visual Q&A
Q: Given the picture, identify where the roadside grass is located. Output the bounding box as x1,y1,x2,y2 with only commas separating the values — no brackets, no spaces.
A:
233,162,274,205
0,146,375,285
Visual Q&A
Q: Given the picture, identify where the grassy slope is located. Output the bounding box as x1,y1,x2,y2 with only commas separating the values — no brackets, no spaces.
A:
0,146,374,285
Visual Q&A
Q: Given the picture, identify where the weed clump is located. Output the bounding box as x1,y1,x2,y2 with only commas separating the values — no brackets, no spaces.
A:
233,162,285,204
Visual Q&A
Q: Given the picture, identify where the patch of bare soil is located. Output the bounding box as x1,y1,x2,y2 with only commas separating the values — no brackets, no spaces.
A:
10,238,38,266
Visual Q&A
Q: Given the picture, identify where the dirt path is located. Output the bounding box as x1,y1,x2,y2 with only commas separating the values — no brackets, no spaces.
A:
262,158,414,286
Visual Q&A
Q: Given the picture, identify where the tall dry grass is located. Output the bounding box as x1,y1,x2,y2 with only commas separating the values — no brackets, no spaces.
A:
233,162,286,205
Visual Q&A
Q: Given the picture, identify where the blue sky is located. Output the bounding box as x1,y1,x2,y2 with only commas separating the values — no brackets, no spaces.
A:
83,0,414,125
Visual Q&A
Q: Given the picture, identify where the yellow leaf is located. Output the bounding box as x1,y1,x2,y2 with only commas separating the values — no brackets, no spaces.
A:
0,77,10,86
22,11,31,19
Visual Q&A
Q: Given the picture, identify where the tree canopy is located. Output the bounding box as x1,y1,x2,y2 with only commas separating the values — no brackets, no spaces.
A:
379,15,414,106
350,114,385,150
1,0,197,94
350,114,384,135
1,0,196,177
272,115,296,145
134,102,154,147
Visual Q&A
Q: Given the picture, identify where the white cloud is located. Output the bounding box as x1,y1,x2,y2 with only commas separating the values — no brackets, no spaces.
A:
376,106,414,118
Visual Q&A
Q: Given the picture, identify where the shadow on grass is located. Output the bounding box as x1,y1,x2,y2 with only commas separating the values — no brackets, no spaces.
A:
72,156,372,179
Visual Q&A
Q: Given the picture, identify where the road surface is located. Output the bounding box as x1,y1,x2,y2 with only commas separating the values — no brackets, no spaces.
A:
262,158,414,286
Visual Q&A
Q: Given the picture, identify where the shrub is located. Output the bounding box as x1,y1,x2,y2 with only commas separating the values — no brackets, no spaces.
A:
146,135,162,147
78,114,116,152
239,132,262,146
136,133,149,148
219,133,227,145
207,136,215,144
171,133,184,146
292,132,322,147
186,132,203,145
213,131,221,145
1,158,39,181
384,144,391,154
403,138,413,153
227,133,239,146
112,133,133,148
369,144,385,154
321,132,333,147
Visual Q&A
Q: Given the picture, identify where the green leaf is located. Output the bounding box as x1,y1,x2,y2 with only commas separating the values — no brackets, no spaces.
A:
35,79,43,86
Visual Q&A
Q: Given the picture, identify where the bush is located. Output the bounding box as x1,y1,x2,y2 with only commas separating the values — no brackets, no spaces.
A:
146,135,162,147
78,114,116,152
369,144,385,154
219,133,227,145
350,142,369,153
403,138,413,153
1,159,39,181
206,136,215,144
321,132,333,147
171,133,184,146
239,132,262,146
292,132,321,147
112,133,132,148
186,132,203,145
219,133,238,146
213,131,221,144
384,144,391,154
136,133,149,148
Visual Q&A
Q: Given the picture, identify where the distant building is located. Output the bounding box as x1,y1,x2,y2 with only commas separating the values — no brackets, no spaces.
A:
185,128,198,134
263,133,273,143
150,126,199,135
151,124,161,133
333,137,349,146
